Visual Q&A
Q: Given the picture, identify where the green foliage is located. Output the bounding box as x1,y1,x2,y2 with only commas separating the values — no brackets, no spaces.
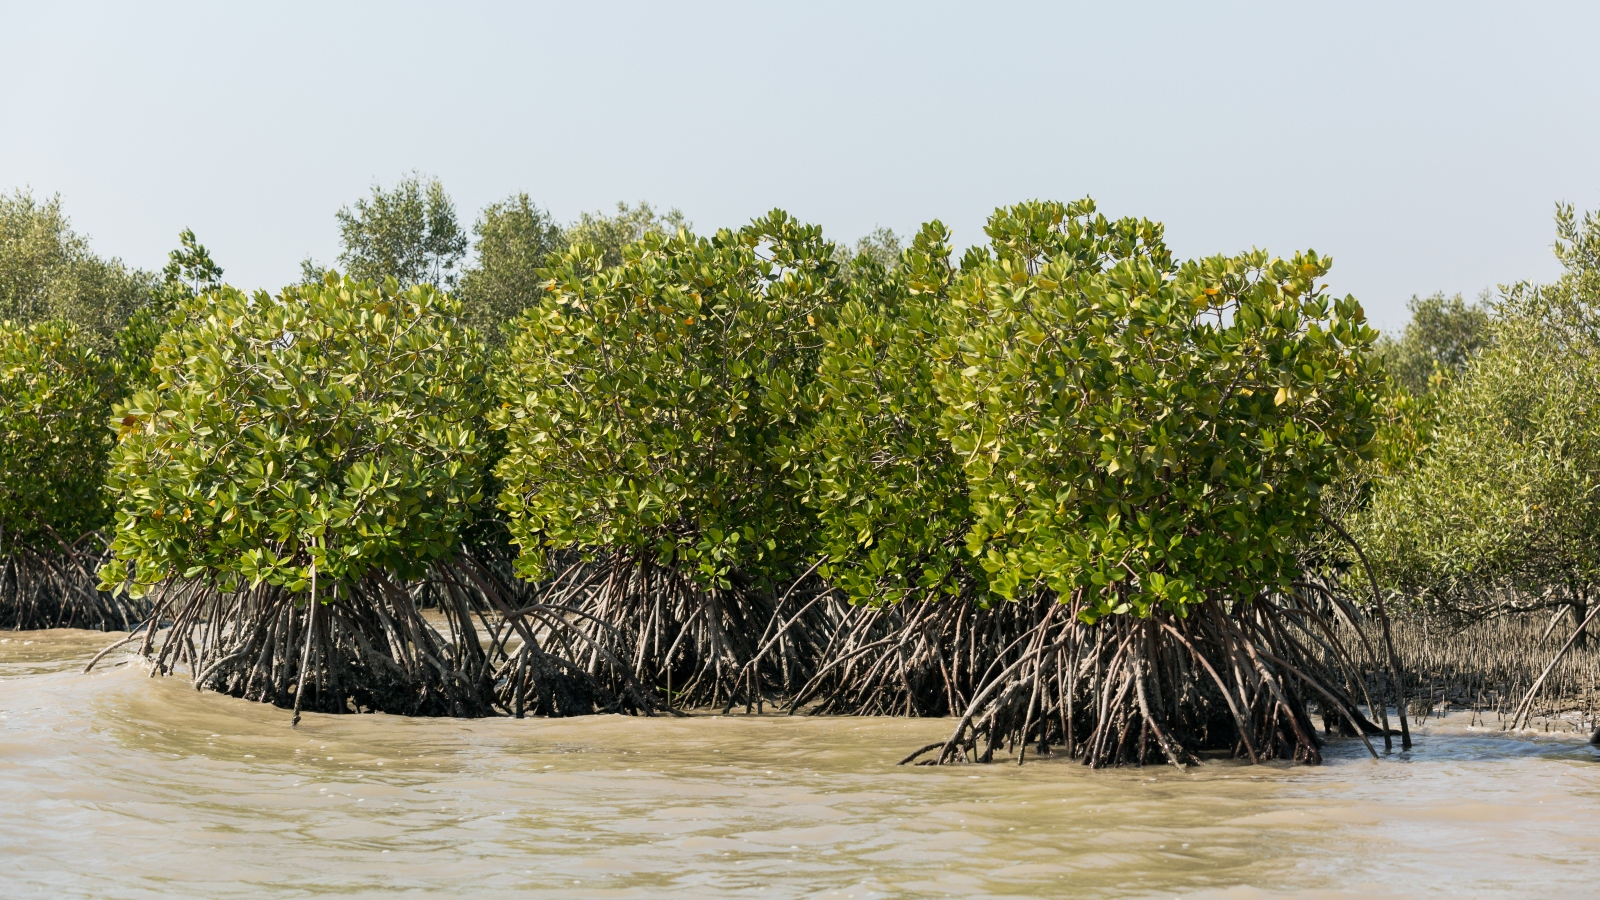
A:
1368,380,1436,475
836,226,903,272
787,221,978,605
298,256,330,287
564,201,690,270
494,210,837,588
934,199,1381,621
1555,202,1600,299
1357,206,1600,603
0,190,153,353
100,276,490,598
458,193,566,345
333,173,467,289
0,320,118,549
114,229,224,392
1372,292,1491,395
158,228,225,300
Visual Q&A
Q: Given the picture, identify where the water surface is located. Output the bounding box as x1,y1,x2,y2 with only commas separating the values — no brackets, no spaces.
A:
4,629,1599,898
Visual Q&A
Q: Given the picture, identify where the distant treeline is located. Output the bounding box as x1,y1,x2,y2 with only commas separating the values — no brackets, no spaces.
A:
1354,205,1600,651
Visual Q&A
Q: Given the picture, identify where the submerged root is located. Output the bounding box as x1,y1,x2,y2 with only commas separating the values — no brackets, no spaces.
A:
898,591,1400,768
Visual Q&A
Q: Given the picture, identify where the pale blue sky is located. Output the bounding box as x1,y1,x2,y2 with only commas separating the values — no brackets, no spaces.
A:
5,1,1598,331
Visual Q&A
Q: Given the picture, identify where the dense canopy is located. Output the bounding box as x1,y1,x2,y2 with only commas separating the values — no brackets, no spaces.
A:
1357,205,1600,619
494,211,837,589
100,275,490,598
0,320,118,549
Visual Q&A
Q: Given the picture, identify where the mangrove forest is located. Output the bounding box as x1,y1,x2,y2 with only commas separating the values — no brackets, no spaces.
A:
7,177,1600,768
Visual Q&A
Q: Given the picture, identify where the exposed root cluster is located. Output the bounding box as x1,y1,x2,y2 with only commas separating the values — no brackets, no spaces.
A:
785,591,1050,716
497,554,833,713
91,549,1412,771
458,548,656,717
898,591,1409,768
132,570,497,717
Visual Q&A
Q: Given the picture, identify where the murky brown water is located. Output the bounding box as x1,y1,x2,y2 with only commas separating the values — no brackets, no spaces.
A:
5,630,1600,898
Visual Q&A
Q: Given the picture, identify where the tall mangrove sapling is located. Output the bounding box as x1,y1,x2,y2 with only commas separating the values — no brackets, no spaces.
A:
0,320,135,628
494,211,841,707
898,199,1392,766
99,275,500,716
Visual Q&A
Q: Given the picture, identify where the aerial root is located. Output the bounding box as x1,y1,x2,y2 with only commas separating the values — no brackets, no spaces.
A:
94,551,1409,754
130,564,499,717
493,553,836,714
901,591,1395,768
2,538,146,632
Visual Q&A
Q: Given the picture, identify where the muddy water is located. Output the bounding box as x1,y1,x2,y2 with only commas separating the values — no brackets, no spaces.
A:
4,631,1600,898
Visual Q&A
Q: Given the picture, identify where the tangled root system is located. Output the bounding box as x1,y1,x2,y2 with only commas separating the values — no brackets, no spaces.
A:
497,554,834,713
2,539,145,631
899,589,1409,768
133,569,498,718
97,548,1414,773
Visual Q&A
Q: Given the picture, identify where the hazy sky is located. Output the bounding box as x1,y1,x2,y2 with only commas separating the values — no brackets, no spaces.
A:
5,1,1598,331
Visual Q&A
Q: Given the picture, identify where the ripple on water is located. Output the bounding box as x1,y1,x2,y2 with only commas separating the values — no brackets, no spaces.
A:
3,629,1600,898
